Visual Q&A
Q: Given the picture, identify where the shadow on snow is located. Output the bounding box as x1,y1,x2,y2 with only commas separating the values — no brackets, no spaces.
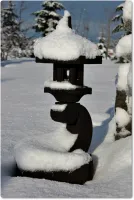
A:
90,107,115,174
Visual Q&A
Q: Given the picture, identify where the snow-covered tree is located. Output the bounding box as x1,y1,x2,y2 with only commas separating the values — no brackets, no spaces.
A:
112,1,132,63
97,37,115,60
33,1,64,36
1,1,20,60
112,1,131,35
114,0,132,140
112,3,124,34
1,1,34,60
97,29,107,59
21,38,35,57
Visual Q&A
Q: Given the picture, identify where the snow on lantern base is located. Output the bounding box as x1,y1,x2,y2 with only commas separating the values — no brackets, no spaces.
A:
16,162,94,185
14,10,102,184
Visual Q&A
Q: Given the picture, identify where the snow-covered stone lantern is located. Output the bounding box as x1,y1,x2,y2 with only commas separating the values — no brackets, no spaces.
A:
14,11,102,185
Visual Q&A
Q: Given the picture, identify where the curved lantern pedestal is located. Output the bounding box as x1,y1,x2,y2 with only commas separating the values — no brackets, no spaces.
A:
51,103,93,152
15,56,102,184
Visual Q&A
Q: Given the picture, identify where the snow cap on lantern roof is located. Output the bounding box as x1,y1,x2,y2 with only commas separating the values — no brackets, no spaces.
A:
34,10,101,61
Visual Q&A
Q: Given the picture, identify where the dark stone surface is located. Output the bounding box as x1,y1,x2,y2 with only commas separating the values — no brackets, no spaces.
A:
68,104,93,152
53,64,84,86
51,103,93,152
44,87,92,103
36,56,102,65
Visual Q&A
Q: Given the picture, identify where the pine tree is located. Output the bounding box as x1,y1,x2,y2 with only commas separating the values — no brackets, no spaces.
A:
1,1,34,59
33,1,64,36
1,1,20,60
112,2,131,36
112,3,124,34
112,2,131,63
97,28,107,59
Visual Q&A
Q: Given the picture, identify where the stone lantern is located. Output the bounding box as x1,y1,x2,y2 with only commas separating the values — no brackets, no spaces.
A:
14,10,102,185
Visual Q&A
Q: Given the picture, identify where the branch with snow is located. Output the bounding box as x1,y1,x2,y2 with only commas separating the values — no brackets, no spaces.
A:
117,63,130,91
123,0,132,21
112,24,124,34
112,14,122,22
116,3,124,11
116,34,132,59
115,107,130,128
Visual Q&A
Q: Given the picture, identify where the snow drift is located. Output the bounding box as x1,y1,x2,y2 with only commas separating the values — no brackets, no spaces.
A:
93,120,132,181
115,107,130,128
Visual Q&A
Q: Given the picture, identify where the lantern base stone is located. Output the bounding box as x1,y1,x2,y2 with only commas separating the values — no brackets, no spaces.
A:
15,159,94,185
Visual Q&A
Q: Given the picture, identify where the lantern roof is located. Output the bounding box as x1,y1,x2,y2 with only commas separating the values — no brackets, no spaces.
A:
34,10,101,62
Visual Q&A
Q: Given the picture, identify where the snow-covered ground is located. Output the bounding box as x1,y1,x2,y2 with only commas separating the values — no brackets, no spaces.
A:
1,59,132,198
